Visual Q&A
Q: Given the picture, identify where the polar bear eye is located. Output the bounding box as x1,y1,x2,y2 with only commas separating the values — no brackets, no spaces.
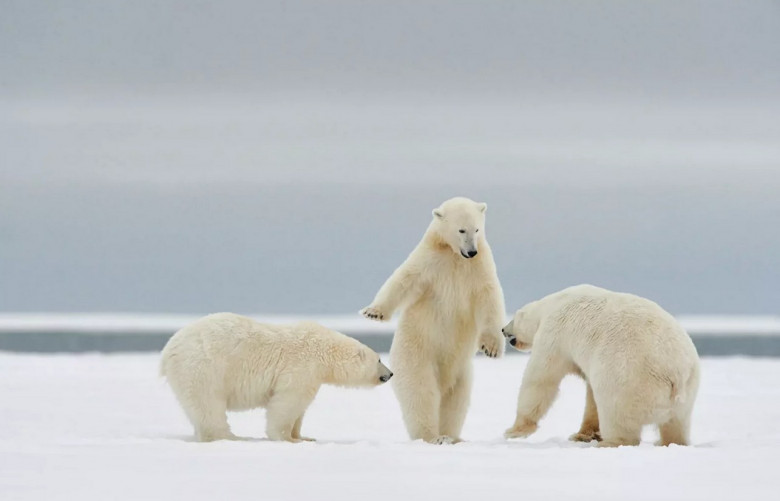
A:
475,229,479,233
459,229,465,233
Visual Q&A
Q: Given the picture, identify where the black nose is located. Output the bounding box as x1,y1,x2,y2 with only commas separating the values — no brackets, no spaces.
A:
467,250,477,258
380,373,393,382
509,338,517,346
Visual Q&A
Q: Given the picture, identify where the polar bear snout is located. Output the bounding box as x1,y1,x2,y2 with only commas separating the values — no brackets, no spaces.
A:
378,362,393,383
503,320,530,351
459,239,479,259
504,333,517,346
501,320,514,339
501,326,518,346
504,334,530,351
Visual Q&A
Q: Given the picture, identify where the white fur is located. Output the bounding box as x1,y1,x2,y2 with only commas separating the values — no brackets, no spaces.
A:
361,197,506,444
502,284,701,447
160,313,392,442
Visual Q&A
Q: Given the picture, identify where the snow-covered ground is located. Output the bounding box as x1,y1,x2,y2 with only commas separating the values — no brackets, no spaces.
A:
1,354,779,500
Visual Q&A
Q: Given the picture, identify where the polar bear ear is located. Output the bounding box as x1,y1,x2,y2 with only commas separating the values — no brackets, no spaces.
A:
432,209,444,219
478,202,487,213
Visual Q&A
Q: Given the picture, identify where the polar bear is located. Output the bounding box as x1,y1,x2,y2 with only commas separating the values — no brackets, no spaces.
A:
160,313,393,442
502,284,700,447
361,197,506,444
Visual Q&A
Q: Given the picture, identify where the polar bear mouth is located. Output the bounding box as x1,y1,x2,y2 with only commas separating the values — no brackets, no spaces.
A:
505,335,530,351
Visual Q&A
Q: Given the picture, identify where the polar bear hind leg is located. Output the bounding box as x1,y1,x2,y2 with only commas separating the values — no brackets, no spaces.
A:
658,381,696,446
658,412,690,446
438,369,472,442
597,409,642,448
594,388,645,448
183,392,234,442
392,365,446,443
658,363,699,446
168,373,235,442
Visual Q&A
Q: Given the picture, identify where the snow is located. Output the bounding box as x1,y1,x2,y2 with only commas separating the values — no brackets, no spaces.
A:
3,313,780,337
1,354,779,500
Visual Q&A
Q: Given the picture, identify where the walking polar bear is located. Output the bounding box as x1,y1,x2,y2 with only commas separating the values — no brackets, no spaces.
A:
160,313,393,442
502,284,700,447
361,197,506,444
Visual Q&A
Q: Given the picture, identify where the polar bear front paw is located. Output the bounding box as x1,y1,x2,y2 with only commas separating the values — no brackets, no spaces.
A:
479,332,504,358
360,306,388,322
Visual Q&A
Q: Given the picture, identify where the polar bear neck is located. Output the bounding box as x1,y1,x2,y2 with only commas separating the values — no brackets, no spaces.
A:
315,339,370,388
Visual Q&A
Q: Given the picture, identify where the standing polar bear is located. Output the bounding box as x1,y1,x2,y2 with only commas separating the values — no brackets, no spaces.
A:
502,284,700,447
160,313,393,442
361,197,506,444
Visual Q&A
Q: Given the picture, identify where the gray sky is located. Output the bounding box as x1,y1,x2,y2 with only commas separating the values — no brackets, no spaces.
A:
2,0,779,98
1,1,779,315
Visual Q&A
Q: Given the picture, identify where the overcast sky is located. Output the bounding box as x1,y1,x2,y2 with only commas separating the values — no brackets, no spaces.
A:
2,0,779,98
1,1,779,315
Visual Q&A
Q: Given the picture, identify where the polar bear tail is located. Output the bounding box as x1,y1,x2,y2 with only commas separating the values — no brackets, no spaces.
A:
670,381,682,404
671,364,699,405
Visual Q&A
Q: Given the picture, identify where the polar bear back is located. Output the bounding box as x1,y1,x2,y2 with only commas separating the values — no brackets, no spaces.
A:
534,285,698,381
161,313,312,373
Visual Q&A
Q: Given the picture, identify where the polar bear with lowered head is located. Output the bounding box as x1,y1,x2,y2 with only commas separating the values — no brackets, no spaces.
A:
160,313,393,442
361,197,506,444
502,284,700,447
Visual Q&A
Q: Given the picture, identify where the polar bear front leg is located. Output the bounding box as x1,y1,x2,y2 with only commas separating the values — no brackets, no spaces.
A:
505,352,567,439
479,330,505,358
361,261,423,322
476,284,506,358
569,382,601,442
265,391,316,443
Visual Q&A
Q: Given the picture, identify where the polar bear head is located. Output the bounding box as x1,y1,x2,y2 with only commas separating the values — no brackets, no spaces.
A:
502,302,541,352
327,336,393,387
431,197,488,259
